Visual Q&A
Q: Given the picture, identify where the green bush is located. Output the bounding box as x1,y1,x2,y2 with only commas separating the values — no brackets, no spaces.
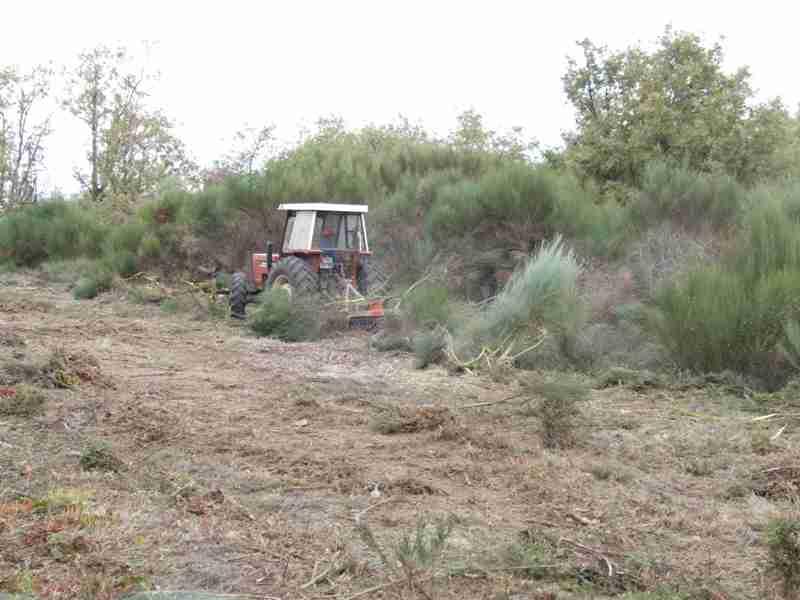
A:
106,222,146,255
137,232,162,261
105,251,138,277
138,189,189,226
180,185,231,239
475,235,582,343
651,185,800,382
0,201,107,266
426,163,559,241
73,263,114,300
631,161,745,230
249,290,321,342
765,517,800,597
402,283,450,327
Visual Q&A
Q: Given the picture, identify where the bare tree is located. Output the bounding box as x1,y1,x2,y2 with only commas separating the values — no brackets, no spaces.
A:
64,45,194,206
0,65,53,209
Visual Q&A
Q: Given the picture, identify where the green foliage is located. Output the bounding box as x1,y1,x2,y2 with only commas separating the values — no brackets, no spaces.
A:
402,284,450,327
652,186,800,381
412,329,447,369
0,201,107,266
249,290,321,342
470,236,583,350
563,27,796,186
160,298,179,314
105,251,138,277
180,186,231,239
765,517,800,597
632,161,744,229
651,266,800,376
137,233,161,261
79,441,124,472
501,532,556,579
73,262,113,300
395,514,455,572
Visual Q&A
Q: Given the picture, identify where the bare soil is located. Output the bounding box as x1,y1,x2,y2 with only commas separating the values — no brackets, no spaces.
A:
0,271,797,599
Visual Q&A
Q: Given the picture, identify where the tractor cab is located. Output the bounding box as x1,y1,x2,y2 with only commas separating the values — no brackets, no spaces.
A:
229,203,384,329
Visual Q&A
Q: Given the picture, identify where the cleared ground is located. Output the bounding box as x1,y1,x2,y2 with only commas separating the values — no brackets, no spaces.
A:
0,271,797,599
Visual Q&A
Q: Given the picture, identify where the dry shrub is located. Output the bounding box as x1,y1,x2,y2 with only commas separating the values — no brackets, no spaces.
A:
1,347,102,389
388,475,443,496
524,379,589,449
41,348,102,388
627,223,715,300
595,367,665,391
0,385,46,417
751,466,800,501
369,405,455,435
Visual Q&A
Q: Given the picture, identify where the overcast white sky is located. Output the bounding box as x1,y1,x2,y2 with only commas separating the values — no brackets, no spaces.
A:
2,0,799,193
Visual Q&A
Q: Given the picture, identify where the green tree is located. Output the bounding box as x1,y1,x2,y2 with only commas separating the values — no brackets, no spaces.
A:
64,45,194,206
562,27,795,187
450,108,536,160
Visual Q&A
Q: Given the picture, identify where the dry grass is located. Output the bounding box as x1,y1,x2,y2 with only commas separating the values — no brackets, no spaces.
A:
0,271,797,599
0,385,46,417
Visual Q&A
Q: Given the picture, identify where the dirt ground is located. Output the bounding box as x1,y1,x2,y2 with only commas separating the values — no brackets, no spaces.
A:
0,271,798,600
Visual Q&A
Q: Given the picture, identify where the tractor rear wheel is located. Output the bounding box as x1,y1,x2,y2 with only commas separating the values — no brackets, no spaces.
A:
267,256,318,297
230,272,248,319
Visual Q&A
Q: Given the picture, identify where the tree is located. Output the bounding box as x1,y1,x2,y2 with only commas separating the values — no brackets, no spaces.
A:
208,124,275,182
450,108,537,161
0,65,53,209
562,27,795,187
64,45,193,205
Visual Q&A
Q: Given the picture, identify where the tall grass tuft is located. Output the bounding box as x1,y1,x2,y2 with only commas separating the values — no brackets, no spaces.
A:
631,161,745,230
454,235,583,363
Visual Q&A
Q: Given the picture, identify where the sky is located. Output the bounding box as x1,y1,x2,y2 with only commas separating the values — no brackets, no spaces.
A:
2,0,799,194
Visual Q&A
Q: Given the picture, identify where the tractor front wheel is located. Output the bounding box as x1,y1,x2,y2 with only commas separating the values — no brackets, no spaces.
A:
230,272,248,319
267,256,318,297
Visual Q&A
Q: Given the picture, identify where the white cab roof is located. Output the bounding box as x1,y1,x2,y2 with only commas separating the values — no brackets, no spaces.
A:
278,203,368,213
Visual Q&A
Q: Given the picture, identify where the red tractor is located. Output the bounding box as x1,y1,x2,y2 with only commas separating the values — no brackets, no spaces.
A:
229,203,385,329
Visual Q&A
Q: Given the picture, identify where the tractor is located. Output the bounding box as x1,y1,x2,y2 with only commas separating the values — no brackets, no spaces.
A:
228,203,385,330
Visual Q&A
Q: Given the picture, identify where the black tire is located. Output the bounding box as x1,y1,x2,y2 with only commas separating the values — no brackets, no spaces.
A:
266,256,318,297
357,263,369,295
230,272,248,319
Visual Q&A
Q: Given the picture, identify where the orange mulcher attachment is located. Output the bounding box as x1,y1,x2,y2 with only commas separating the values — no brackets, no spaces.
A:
347,298,385,331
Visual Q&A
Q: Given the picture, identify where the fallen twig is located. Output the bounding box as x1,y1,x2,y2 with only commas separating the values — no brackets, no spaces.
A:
456,394,525,410
300,551,340,589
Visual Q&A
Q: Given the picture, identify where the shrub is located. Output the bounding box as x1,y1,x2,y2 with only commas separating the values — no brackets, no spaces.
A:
73,263,114,300
402,283,450,328
138,189,189,226
137,232,162,261
652,265,800,379
249,290,321,342
426,163,559,241
765,517,800,597
105,251,138,277
0,385,46,417
526,378,588,449
40,258,99,284
80,441,124,472
456,235,583,364
181,186,231,239
106,222,146,255
631,161,745,230
0,201,107,266
412,329,447,369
